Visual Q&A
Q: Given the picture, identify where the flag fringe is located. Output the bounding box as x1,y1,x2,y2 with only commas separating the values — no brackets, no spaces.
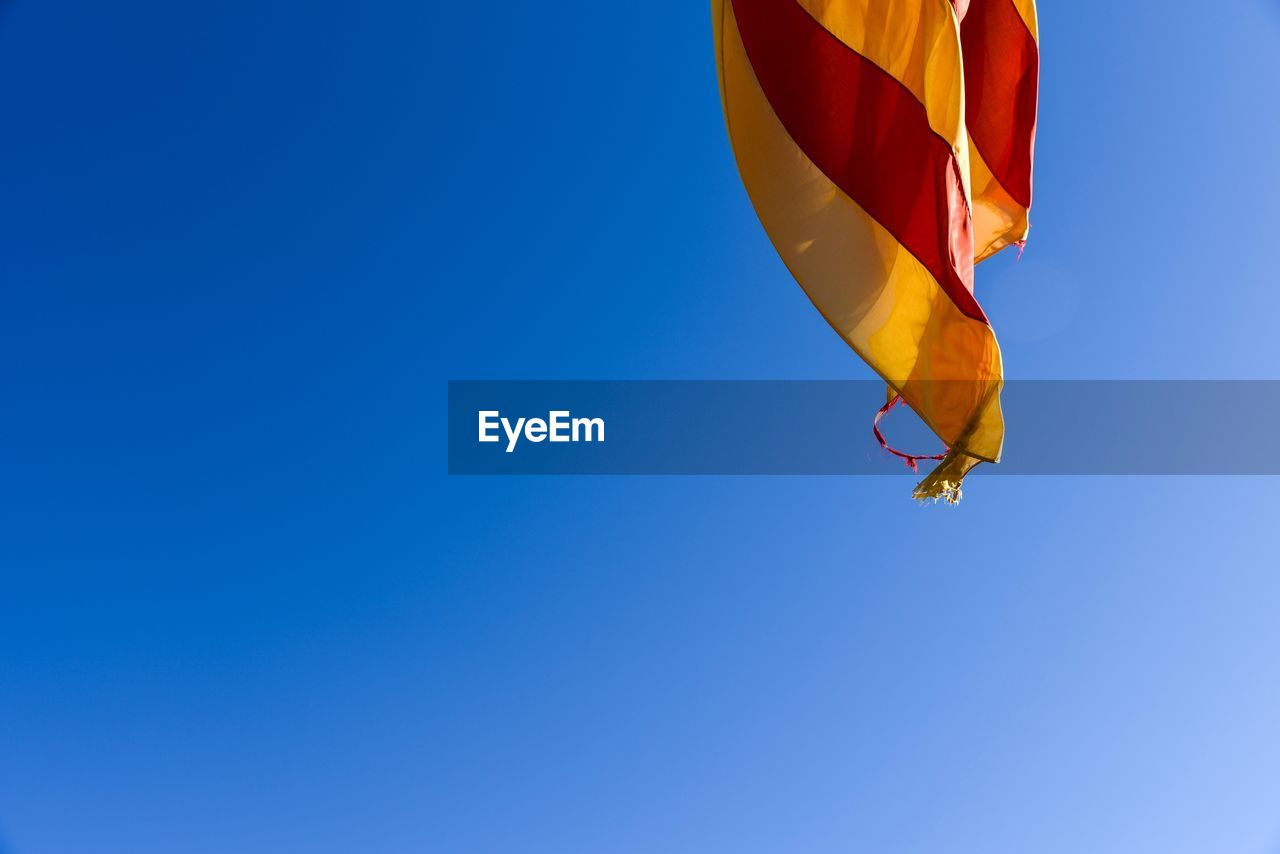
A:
912,447,982,505
913,473,964,504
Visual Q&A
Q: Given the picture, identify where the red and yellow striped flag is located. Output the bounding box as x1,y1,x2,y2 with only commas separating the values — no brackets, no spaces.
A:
713,0,1039,501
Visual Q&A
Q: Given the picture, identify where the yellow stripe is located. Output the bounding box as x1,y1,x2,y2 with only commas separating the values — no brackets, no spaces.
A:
715,0,1003,461
969,141,1029,262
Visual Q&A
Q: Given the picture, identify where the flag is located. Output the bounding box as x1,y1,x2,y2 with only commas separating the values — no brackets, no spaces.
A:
713,0,1039,501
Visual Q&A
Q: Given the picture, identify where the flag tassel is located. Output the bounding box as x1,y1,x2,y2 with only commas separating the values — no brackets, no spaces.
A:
872,394,948,474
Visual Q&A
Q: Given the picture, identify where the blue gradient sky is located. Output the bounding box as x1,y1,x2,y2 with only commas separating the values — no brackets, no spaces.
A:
2,1,1280,852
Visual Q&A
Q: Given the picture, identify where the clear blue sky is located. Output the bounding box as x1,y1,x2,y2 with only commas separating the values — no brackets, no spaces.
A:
2,1,1280,852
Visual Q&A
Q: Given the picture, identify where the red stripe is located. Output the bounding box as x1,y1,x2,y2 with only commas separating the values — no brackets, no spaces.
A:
961,0,1038,208
731,0,986,324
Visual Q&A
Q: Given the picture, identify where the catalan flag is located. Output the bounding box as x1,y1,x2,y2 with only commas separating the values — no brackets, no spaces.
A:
713,0,1039,501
